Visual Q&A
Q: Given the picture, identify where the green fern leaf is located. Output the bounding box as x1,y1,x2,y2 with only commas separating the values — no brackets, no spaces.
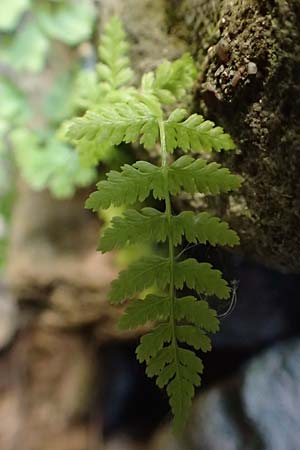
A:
85,161,164,211
97,16,133,89
144,342,204,432
174,296,219,332
165,111,235,153
74,138,114,167
174,259,230,299
99,208,168,252
142,54,197,104
175,325,212,352
67,98,160,150
156,360,177,389
168,155,243,195
167,348,204,432
74,30,241,432
172,211,239,247
136,323,172,362
146,346,174,378
119,294,170,330
99,208,239,252
109,256,170,304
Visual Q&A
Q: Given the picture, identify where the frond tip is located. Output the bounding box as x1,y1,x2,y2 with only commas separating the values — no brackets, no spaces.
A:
165,111,236,153
97,16,133,89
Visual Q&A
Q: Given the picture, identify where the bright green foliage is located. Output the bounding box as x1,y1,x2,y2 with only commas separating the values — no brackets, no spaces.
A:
99,209,239,252
97,16,133,90
34,0,96,46
0,0,96,73
69,100,160,150
1,21,49,73
70,17,242,432
0,0,98,200
165,110,235,153
85,161,164,210
167,155,242,195
66,17,136,167
141,53,197,104
11,129,96,198
0,0,29,31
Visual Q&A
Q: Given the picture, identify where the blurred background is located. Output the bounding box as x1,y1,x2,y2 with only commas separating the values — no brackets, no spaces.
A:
1,1,300,449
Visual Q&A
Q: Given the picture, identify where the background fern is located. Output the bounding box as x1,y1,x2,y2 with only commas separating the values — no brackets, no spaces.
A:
68,17,242,432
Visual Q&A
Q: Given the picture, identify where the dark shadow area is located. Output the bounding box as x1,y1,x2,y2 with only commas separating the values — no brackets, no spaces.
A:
96,248,300,442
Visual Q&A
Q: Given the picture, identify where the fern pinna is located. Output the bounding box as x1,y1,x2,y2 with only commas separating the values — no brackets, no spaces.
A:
68,17,242,432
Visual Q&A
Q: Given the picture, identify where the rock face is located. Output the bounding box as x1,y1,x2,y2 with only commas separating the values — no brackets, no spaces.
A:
168,0,300,271
0,329,98,450
6,181,127,338
99,0,300,271
182,339,300,450
0,283,18,350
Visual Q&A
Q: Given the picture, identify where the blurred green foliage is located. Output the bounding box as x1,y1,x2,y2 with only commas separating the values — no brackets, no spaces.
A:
0,0,96,71
0,0,98,197
0,0,98,267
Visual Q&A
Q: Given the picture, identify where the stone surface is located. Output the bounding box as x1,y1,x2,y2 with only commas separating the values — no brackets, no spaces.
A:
207,252,300,349
99,0,187,75
169,0,300,272
6,181,133,339
0,283,18,350
156,338,300,450
0,329,99,450
243,339,300,450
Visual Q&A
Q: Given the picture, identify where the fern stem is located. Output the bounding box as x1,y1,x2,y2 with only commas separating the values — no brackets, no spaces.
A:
159,119,178,363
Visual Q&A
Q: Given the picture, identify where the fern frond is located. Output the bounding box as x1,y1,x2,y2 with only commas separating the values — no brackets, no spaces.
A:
167,348,204,432
85,161,164,211
168,155,243,195
99,208,168,252
142,53,197,104
99,208,239,252
136,323,172,362
144,343,203,432
97,16,133,89
109,256,170,304
172,211,239,247
119,294,170,330
77,29,241,433
67,98,161,150
174,296,219,332
165,111,235,153
174,259,230,299
74,138,114,167
175,325,212,352
135,296,218,432
146,346,174,378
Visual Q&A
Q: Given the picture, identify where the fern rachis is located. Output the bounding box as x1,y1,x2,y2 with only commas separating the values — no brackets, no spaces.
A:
68,16,242,433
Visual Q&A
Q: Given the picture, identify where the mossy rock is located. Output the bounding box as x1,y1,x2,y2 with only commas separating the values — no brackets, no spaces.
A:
169,0,300,272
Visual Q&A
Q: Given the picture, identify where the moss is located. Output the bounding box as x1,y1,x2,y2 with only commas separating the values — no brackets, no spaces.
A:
98,0,300,271
170,0,300,272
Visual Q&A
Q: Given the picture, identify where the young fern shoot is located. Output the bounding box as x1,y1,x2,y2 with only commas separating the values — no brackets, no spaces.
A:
66,16,135,167
68,19,242,432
